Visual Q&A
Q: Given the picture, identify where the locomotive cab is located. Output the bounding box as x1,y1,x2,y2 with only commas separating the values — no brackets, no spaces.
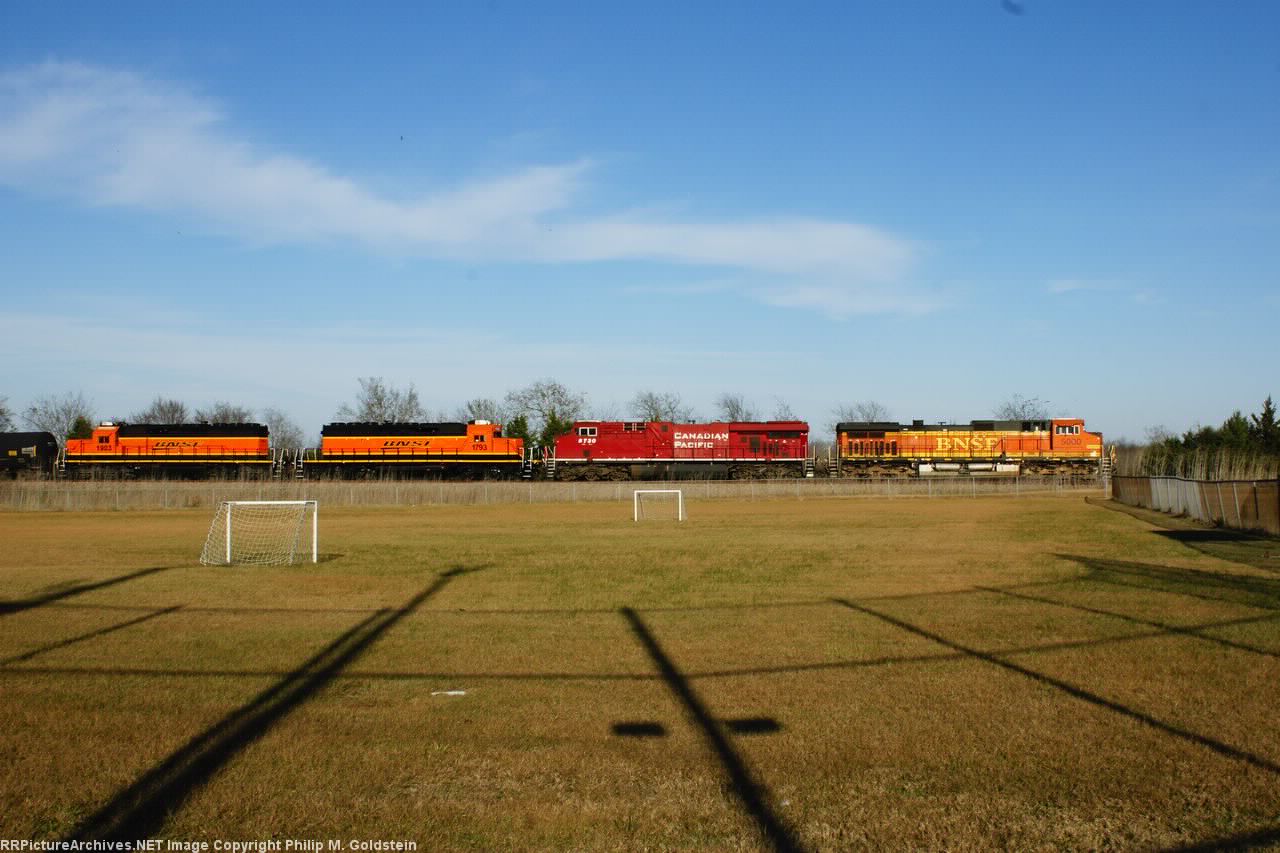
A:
468,420,500,446
1049,418,1102,458
64,422,122,456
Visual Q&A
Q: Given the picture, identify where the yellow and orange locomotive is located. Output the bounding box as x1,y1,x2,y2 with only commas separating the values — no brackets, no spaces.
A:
835,418,1103,477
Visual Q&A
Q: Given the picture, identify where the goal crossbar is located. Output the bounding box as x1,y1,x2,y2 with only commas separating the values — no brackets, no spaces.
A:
200,500,318,565
633,489,685,522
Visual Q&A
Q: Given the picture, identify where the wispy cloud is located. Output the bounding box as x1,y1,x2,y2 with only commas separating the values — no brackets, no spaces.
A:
1047,277,1160,306
1046,278,1117,294
0,60,925,316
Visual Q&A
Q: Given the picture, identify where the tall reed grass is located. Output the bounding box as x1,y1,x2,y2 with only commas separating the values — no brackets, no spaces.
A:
1115,445,1280,480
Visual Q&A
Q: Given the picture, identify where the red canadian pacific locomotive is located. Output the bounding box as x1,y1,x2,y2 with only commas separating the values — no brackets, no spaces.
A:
550,420,810,480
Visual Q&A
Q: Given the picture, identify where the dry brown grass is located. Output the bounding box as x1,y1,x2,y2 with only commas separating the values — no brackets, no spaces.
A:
1,496,1278,850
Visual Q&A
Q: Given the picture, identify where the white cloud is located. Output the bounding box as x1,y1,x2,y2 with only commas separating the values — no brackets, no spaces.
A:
0,60,925,316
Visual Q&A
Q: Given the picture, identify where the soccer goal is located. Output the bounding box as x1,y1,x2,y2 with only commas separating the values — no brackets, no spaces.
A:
199,500,318,565
634,489,685,522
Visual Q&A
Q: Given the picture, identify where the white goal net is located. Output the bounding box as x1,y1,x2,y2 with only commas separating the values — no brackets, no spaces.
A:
634,489,685,522
200,500,318,565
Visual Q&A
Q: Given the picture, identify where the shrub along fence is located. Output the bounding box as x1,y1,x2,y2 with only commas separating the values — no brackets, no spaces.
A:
1112,475,1280,536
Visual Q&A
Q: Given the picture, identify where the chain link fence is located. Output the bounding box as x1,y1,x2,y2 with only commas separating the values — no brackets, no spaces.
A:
0,475,1103,512
1112,475,1280,536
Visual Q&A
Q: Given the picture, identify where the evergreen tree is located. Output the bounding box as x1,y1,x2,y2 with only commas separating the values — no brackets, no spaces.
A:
1250,396,1279,454
69,416,94,440
539,409,575,450
1220,411,1251,450
505,414,530,445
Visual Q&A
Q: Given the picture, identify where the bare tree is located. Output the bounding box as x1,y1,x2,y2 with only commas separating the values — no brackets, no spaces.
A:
505,379,587,447
630,390,694,422
456,398,506,424
0,396,13,431
194,401,255,423
771,398,796,421
132,396,190,423
23,391,94,442
261,407,306,450
592,400,623,421
828,400,891,430
715,393,758,422
337,377,425,422
834,401,890,422
994,394,1050,420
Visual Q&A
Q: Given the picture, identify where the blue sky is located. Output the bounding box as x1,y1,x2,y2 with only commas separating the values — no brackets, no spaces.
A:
2,1,1277,442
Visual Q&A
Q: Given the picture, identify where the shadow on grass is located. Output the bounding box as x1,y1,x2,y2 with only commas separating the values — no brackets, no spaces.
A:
612,721,667,737
833,598,1280,778
980,586,1280,660
1060,554,1280,611
13,607,1273,685
0,566,187,617
67,564,485,842
1153,530,1280,574
1087,498,1280,573
0,606,184,666
621,607,806,853
1158,823,1280,852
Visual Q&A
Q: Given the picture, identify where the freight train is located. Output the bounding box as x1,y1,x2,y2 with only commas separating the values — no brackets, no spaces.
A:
0,432,59,478
4,414,1105,480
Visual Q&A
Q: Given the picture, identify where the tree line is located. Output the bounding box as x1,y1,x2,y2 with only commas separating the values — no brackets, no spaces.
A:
342,378,810,449
0,391,306,450
1,382,1067,451
1110,396,1279,481
1145,397,1280,458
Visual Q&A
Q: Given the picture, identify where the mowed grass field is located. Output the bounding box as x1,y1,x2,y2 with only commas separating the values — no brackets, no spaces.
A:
2,494,1279,851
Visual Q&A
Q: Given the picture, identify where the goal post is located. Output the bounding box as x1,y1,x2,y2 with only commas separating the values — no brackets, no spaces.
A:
200,500,318,565
634,489,685,522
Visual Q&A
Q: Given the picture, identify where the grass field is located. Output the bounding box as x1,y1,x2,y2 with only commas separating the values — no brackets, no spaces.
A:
2,494,1278,851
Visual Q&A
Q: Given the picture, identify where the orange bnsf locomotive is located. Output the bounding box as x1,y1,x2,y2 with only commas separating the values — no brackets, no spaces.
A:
300,420,525,479
834,418,1104,477
62,422,275,478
